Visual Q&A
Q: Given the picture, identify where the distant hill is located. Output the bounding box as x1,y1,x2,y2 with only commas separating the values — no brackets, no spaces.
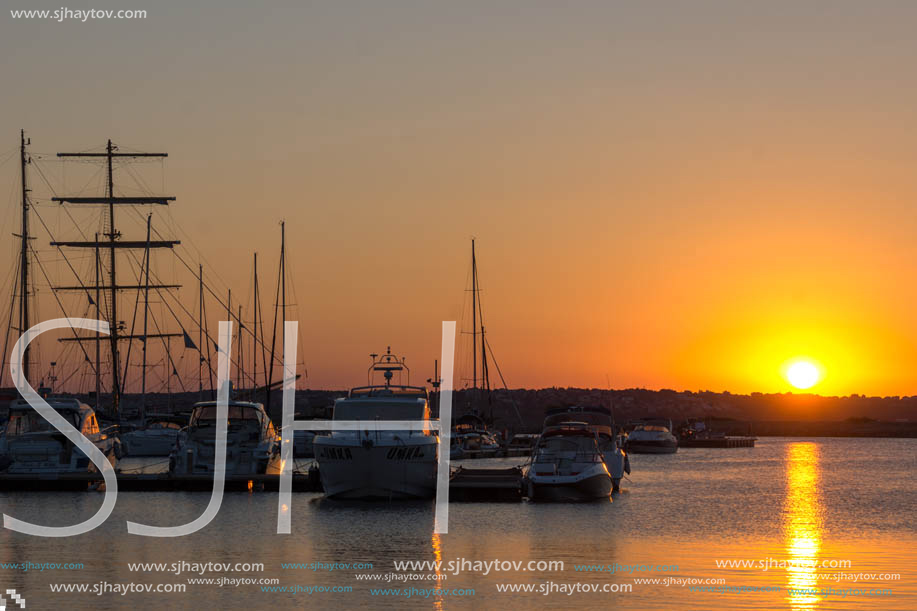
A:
57,387,917,438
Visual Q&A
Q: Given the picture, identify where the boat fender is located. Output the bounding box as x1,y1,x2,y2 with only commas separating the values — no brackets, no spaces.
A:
624,454,631,474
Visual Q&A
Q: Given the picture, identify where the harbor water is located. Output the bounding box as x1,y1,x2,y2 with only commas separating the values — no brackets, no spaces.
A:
0,437,914,609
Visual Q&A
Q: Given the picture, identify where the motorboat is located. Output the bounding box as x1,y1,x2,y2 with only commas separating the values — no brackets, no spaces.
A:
121,414,186,456
543,405,629,492
450,414,502,459
314,348,438,499
625,419,679,454
169,400,282,475
504,433,539,457
0,398,121,474
524,421,612,502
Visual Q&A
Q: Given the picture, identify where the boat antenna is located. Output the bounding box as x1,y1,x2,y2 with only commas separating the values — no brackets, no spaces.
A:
427,359,441,413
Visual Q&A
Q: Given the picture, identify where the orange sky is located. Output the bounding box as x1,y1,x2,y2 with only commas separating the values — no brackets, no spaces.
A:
2,3,917,396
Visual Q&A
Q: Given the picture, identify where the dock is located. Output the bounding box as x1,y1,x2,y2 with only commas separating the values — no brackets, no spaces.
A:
679,436,756,448
453,448,530,459
448,466,523,502
0,465,526,501
0,471,323,492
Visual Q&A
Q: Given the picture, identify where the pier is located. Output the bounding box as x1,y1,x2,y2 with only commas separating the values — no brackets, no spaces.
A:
0,465,526,500
0,471,323,492
679,436,756,448
448,466,523,502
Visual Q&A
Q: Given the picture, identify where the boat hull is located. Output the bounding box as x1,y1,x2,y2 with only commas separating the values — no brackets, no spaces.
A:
122,431,178,456
314,437,438,500
170,432,282,476
527,472,612,502
0,432,120,474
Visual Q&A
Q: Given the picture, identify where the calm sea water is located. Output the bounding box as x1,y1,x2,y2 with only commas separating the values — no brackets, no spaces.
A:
0,437,914,610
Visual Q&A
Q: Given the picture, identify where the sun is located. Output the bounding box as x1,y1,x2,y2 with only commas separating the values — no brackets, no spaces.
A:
785,359,821,390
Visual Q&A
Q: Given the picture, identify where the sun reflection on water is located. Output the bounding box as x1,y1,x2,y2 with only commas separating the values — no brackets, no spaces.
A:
431,532,444,610
784,442,823,610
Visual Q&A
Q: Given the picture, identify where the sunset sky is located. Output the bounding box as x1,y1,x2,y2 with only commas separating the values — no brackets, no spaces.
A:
2,1,917,396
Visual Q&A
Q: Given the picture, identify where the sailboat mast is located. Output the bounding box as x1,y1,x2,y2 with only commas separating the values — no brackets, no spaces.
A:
227,289,231,392
471,239,477,391
238,304,243,391
265,222,285,411
252,252,260,392
18,130,31,387
95,236,101,405
478,257,489,393
481,325,489,391
279,222,287,398
281,222,286,336
140,215,152,421
198,263,203,400
105,140,121,413
54,141,175,413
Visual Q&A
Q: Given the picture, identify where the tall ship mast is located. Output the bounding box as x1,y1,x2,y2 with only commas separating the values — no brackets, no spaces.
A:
1,130,38,395
51,140,182,416
1,134,294,422
17,130,32,388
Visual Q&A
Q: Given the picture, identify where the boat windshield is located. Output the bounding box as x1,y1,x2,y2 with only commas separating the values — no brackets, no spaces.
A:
190,405,264,427
635,425,670,433
7,410,81,435
534,435,601,462
544,411,610,428
148,420,183,430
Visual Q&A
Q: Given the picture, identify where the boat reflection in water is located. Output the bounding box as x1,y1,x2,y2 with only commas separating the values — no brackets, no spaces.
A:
783,442,823,610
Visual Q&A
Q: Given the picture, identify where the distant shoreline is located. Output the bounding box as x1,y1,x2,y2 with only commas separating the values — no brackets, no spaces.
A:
7,386,913,438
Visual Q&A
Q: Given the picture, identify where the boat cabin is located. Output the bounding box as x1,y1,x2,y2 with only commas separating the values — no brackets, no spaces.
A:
6,398,99,437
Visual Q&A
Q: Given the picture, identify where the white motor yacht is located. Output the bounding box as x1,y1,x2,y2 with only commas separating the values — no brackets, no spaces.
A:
121,414,185,456
625,419,679,454
0,398,120,474
169,400,282,475
314,348,438,500
524,421,612,502
450,415,502,459
543,405,630,491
